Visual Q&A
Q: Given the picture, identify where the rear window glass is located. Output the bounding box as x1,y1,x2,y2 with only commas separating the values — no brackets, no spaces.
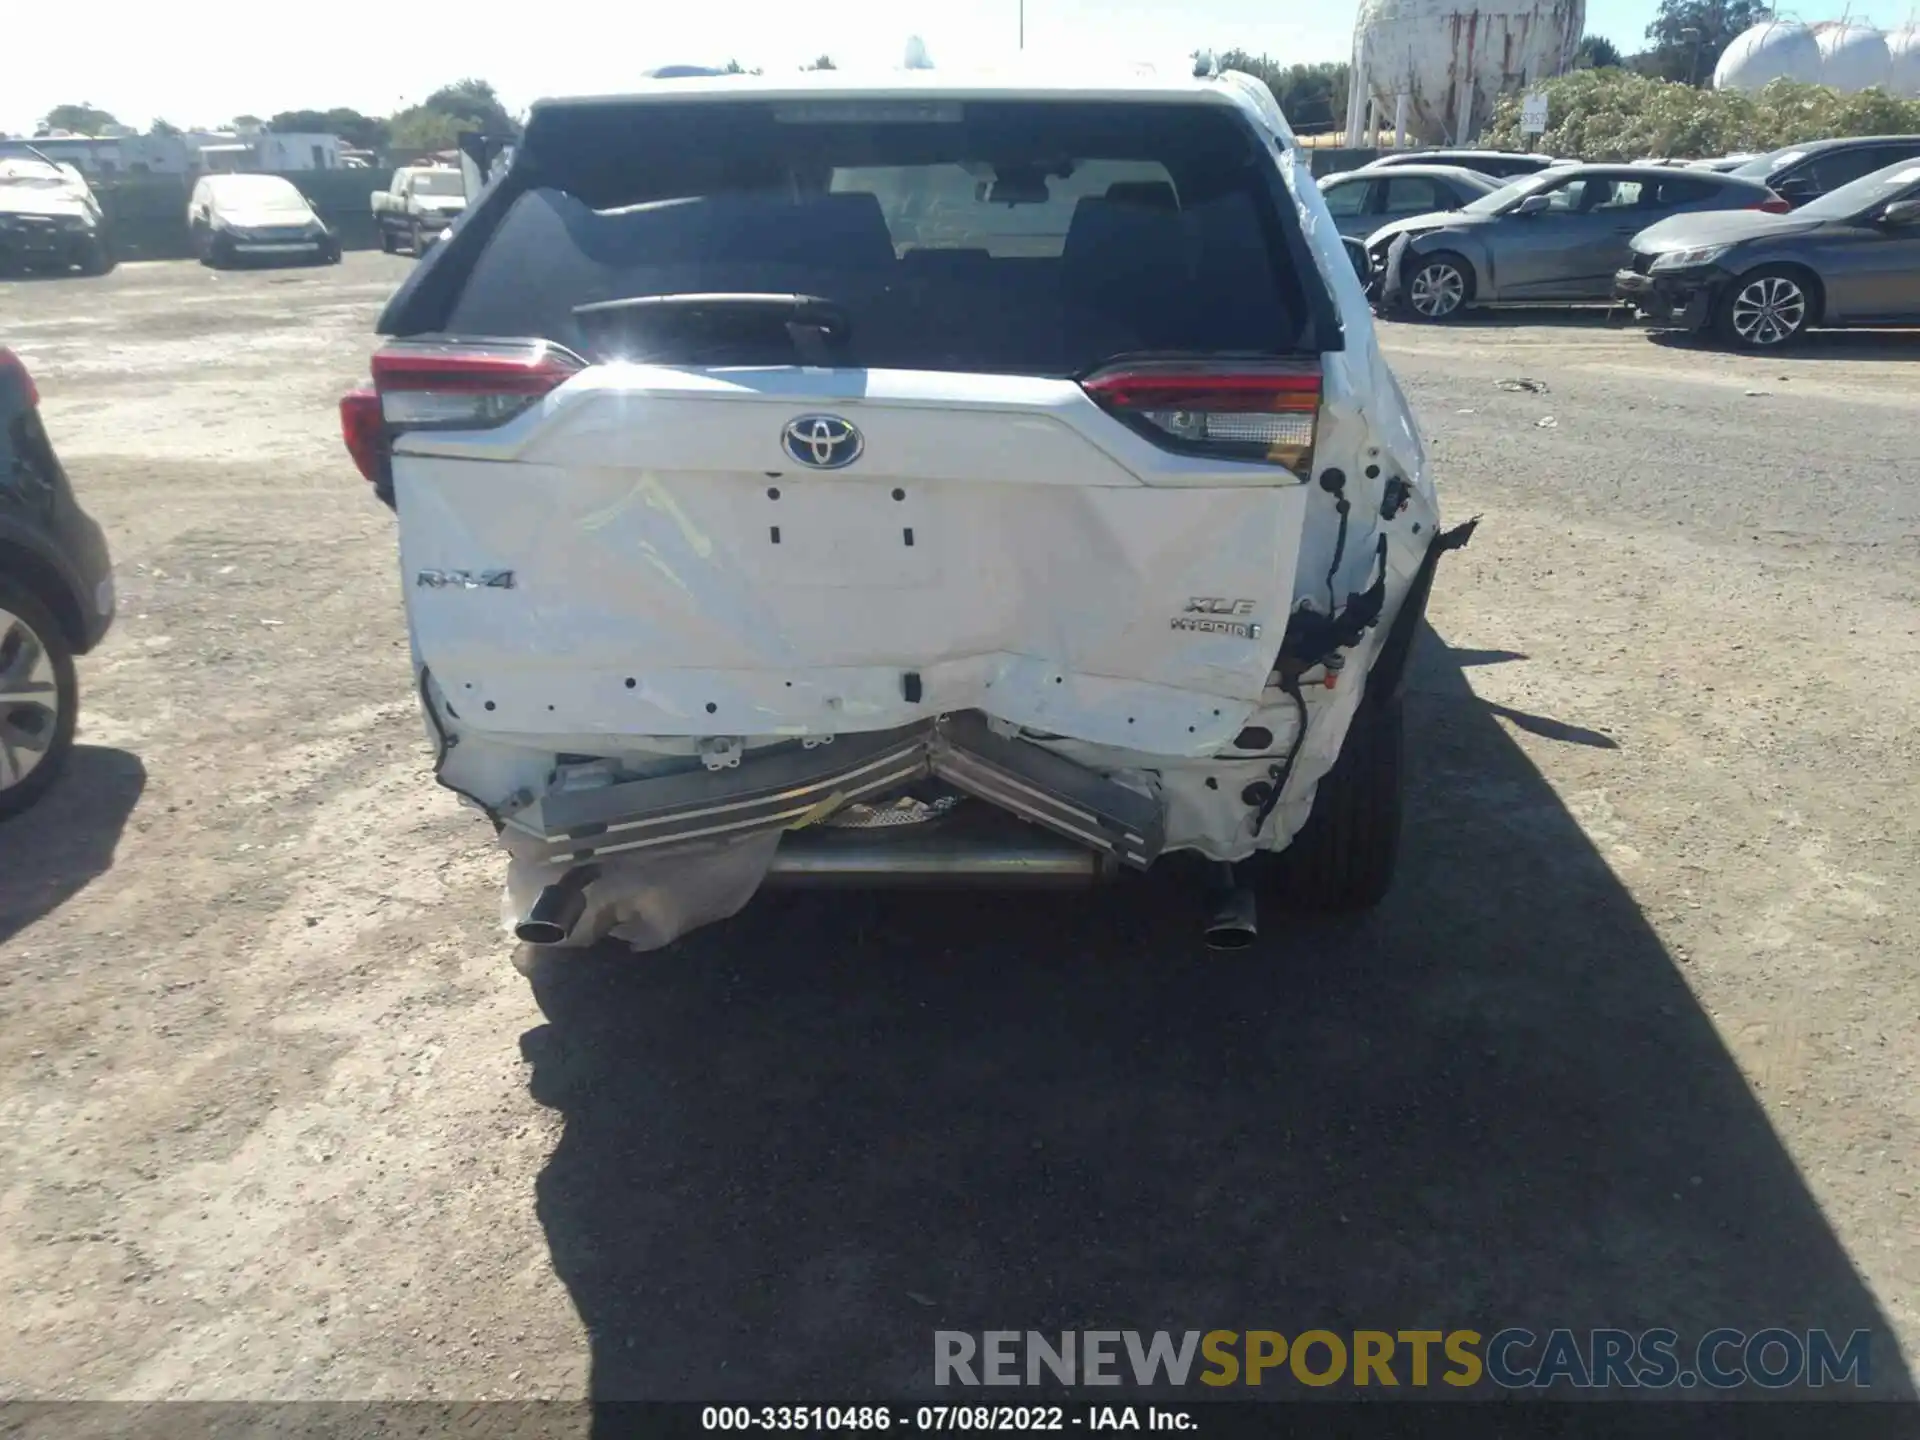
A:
440,100,1310,375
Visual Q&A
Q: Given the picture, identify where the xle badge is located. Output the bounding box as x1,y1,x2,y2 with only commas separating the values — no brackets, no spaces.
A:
1171,597,1260,639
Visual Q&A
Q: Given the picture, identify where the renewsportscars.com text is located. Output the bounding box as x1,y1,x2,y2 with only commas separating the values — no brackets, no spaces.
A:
934,1328,1872,1390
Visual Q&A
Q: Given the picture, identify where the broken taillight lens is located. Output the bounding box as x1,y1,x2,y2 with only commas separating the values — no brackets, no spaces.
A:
1081,361,1322,477
339,339,586,498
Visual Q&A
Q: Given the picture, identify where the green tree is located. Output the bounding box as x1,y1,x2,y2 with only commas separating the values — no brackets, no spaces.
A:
1637,0,1770,85
40,102,117,135
387,108,463,156
1213,51,1350,132
1478,66,1920,158
387,78,518,159
232,114,265,130
804,55,836,70
1574,35,1623,69
269,107,390,151
149,118,182,137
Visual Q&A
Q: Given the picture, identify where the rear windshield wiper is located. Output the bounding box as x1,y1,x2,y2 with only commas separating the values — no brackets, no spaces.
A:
571,292,852,365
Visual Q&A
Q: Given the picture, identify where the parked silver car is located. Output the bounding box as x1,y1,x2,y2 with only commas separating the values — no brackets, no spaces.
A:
1316,165,1500,240
1365,164,1784,320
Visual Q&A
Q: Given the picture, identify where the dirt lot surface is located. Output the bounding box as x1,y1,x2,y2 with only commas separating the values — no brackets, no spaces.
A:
2,254,1917,1402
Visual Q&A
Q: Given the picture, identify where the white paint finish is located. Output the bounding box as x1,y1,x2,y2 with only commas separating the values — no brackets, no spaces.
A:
398,459,1306,756
542,68,1285,124
397,366,1308,490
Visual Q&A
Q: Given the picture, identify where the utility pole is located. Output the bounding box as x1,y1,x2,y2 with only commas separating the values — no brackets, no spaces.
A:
1681,26,1703,85
1019,0,1025,49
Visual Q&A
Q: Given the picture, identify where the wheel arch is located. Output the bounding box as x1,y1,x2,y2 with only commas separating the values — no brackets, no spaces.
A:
0,539,87,652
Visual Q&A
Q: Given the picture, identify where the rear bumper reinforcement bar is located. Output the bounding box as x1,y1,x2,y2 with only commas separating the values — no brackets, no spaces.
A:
505,711,1164,871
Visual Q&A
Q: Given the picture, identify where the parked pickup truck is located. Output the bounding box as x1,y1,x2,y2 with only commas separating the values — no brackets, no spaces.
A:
371,167,467,256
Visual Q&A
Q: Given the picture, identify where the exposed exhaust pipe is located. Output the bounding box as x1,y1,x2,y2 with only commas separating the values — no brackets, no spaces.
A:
515,864,601,945
764,828,1114,888
1203,863,1258,951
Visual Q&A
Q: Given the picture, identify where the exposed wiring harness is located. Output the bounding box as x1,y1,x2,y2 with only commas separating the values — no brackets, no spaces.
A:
1248,677,1309,838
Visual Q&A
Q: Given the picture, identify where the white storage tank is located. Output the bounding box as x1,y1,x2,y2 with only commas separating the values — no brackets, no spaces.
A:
1814,21,1895,90
1887,24,1920,97
1712,20,1825,91
1348,0,1586,144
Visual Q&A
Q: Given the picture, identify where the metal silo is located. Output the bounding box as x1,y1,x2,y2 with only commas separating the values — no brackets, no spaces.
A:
1882,23,1920,96
1813,21,1896,89
1345,0,1585,145
1712,20,1826,91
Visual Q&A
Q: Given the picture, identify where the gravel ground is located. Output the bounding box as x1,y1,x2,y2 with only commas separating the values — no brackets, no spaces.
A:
1,254,1916,1402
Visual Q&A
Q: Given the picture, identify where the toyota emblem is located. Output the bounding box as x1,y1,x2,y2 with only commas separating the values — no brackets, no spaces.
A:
782,414,863,470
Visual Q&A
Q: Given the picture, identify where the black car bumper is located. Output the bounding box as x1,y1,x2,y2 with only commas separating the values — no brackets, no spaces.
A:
1613,267,1721,330
0,224,101,272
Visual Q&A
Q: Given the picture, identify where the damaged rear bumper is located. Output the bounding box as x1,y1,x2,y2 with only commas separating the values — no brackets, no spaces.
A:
504,710,1166,872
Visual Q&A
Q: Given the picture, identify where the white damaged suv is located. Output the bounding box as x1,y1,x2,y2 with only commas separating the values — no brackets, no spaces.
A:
341,65,1471,951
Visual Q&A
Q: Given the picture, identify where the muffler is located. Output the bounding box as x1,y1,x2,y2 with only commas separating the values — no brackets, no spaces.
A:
515,864,601,945
1202,863,1258,951
764,827,1114,889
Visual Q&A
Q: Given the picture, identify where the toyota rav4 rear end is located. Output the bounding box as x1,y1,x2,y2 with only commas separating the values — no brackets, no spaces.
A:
344,68,1468,952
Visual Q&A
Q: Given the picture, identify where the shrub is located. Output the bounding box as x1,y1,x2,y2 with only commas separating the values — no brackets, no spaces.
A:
1480,68,1920,159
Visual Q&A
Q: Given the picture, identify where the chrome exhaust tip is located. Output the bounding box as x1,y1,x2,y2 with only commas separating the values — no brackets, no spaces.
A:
1203,864,1258,951
515,865,600,946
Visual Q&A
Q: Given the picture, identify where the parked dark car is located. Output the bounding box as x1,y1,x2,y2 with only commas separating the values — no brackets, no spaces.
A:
0,347,114,817
1366,164,1784,320
1360,149,1556,179
1317,164,1500,239
1728,135,1920,209
1616,157,1920,348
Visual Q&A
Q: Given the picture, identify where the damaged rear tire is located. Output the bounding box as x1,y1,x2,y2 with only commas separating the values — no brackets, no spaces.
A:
1272,692,1403,912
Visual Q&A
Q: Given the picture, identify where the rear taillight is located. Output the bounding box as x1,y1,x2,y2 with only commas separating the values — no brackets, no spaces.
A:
1757,193,1792,213
339,387,383,485
1081,361,1321,477
339,339,585,496
0,347,38,409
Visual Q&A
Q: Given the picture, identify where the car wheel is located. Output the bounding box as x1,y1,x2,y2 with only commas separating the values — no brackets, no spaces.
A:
1403,253,1473,321
78,236,116,276
379,225,395,254
411,220,427,256
0,578,79,821
1718,266,1815,349
1264,692,1404,912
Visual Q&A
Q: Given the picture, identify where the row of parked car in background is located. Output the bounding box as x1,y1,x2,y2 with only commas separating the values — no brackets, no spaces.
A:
1324,133,1920,348
0,153,470,276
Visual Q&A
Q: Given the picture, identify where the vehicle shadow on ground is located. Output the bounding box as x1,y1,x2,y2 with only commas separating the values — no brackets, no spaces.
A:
1648,328,1920,361
1383,306,1638,333
0,746,145,946
521,629,1910,1405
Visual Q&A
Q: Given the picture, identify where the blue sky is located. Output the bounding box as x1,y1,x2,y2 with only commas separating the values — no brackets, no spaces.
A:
5,0,1659,136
